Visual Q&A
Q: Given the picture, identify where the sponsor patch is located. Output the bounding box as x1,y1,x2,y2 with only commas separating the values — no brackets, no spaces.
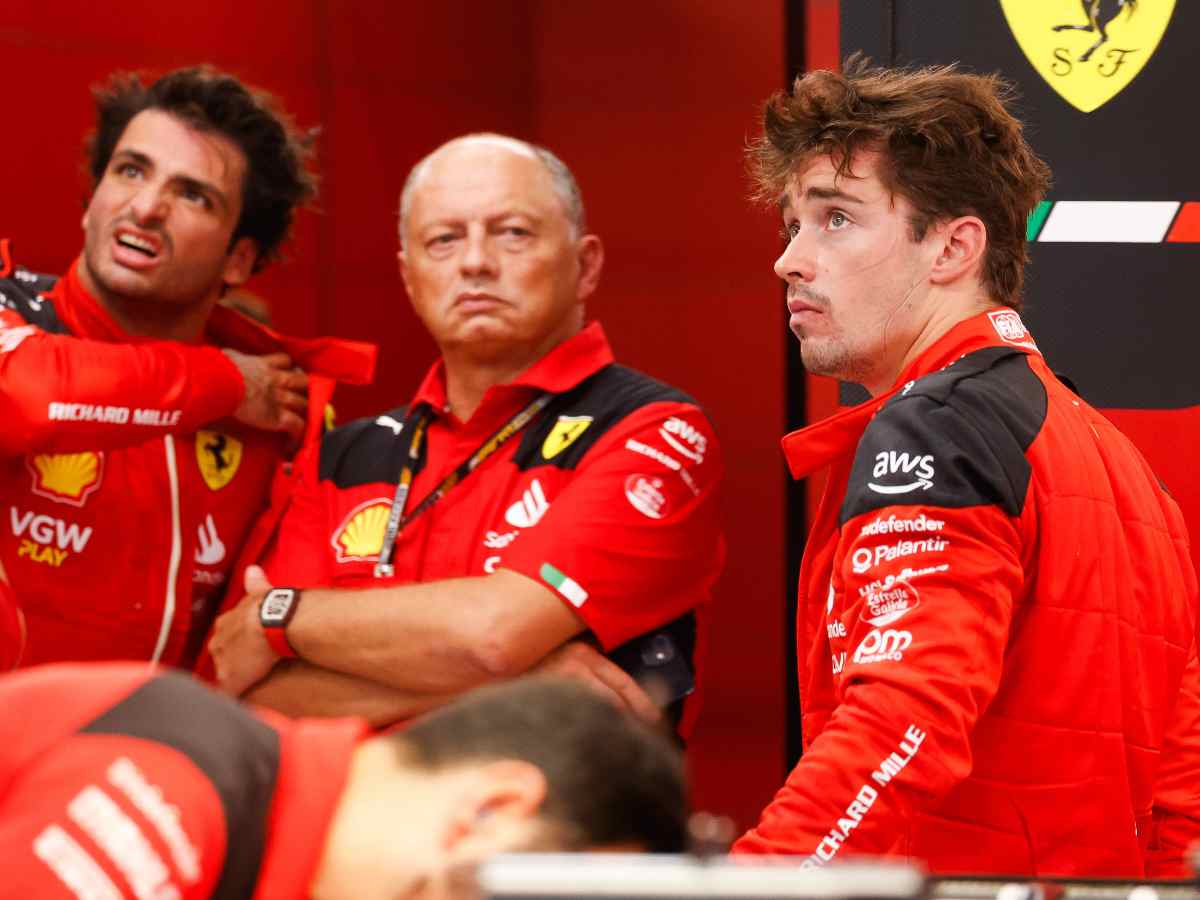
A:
28,452,104,507
542,415,593,460
196,431,243,491
852,628,912,664
194,514,226,566
625,474,670,519
624,438,700,495
987,309,1039,351
859,580,920,629
483,529,519,549
868,451,935,495
859,513,945,537
10,507,93,568
331,498,392,563
659,416,707,464
831,652,846,675
540,562,588,607
853,537,949,573
0,323,36,353
505,479,550,528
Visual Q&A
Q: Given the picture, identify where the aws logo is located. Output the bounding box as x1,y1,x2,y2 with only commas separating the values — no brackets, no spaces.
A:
331,498,391,563
1001,0,1176,112
27,452,104,507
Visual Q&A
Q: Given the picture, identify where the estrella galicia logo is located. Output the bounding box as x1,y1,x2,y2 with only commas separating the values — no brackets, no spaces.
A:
868,451,935,495
1000,0,1176,113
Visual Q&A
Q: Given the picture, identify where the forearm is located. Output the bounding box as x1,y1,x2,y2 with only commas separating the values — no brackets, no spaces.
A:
243,660,454,726
285,570,583,693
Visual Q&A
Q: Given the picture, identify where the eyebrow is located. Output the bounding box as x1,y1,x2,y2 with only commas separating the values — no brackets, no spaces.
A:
779,184,867,212
111,148,230,211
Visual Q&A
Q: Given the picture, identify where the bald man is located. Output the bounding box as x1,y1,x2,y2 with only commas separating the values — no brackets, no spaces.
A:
207,135,725,733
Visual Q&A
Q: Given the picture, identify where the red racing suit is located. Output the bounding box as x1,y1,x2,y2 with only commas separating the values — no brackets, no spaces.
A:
225,323,725,734
0,662,365,900
734,310,1200,876
0,241,375,667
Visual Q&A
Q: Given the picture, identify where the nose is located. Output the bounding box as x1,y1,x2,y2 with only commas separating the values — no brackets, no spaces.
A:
459,226,498,279
128,183,169,225
774,232,817,285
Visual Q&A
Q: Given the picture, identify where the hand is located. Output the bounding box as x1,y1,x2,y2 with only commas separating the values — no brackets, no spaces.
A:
533,640,661,724
223,350,308,439
208,566,280,696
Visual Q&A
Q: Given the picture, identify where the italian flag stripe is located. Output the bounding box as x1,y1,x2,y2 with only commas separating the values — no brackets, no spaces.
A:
1027,201,1200,242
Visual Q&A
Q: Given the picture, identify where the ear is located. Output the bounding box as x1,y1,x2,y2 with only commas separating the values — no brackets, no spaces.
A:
928,216,987,288
575,235,605,303
442,761,548,855
398,248,413,298
222,237,258,288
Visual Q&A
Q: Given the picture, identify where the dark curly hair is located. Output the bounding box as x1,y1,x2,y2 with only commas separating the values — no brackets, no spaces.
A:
749,56,1051,309
87,66,316,271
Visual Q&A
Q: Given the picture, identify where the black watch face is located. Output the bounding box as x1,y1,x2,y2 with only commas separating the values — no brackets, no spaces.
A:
261,589,295,626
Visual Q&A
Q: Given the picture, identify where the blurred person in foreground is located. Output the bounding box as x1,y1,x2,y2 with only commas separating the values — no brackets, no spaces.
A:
733,59,1200,876
0,665,684,899
206,134,724,734
0,67,374,669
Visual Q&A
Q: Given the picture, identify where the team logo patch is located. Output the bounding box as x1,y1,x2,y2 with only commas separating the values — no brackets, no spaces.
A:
196,431,243,491
331,498,392,563
1000,0,1175,112
28,452,104,507
542,415,593,460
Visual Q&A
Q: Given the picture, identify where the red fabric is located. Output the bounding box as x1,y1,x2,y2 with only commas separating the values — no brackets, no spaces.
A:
0,663,363,900
734,311,1200,876
0,251,376,668
0,577,25,670
247,324,724,734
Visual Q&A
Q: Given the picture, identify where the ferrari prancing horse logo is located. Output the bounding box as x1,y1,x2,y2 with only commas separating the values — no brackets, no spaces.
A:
196,431,243,491
542,415,593,460
1000,0,1176,112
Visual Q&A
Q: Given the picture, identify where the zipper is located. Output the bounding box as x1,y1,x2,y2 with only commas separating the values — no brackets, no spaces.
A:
150,435,182,663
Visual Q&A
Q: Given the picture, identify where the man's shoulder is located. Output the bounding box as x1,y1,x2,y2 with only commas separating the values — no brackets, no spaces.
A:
317,405,410,487
510,363,707,472
841,347,1047,522
0,252,66,334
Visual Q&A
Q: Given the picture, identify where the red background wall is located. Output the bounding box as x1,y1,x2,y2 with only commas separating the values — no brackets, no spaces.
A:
3,1,790,827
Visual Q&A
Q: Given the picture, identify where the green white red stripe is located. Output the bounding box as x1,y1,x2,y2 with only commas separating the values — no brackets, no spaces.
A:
1027,201,1200,242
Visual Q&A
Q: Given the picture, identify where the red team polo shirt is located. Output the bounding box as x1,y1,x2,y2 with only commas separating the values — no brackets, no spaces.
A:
258,323,725,732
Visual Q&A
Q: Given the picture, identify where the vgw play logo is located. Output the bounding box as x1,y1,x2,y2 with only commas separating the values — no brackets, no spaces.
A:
1000,0,1176,112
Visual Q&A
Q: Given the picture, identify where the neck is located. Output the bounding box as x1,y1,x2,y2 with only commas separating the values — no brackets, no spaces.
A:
863,290,997,397
440,327,576,420
77,263,216,343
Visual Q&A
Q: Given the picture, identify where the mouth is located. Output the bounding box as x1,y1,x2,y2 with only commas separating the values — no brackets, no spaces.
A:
453,292,506,312
112,227,164,267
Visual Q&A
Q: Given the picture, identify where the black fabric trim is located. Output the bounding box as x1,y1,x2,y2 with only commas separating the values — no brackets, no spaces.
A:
81,672,280,900
511,365,694,472
0,268,67,334
605,612,697,731
840,347,1046,524
318,403,415,488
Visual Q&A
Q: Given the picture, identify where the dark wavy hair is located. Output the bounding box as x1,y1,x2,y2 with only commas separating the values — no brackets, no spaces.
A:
749,56,1051,309
87,66,315,271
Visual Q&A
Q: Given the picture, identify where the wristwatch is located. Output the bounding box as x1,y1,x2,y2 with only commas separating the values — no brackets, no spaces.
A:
259,587,301,659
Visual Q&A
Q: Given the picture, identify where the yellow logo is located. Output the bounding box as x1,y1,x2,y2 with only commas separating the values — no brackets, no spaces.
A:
27,452,104,507
196,431,243,491
331,499,391,562
1001,0,1176,112
542,415,593,460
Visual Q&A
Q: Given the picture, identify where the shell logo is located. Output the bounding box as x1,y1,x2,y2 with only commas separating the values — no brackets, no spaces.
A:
27,452,105,507
330,498,392,563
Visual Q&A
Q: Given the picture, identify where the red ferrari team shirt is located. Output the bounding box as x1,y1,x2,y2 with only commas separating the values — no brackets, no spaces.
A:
261,323,725,731
0,663,365,900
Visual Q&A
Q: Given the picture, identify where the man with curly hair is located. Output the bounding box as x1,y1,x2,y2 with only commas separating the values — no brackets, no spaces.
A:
734,59,1200,877
0,67,373,669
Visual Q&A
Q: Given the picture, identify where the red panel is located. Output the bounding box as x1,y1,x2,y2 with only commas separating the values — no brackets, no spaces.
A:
530,0,788,829
1167,202,1200,243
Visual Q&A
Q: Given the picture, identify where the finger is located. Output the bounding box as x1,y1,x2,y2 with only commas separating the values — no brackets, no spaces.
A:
244,566,273,595
591,661,661,723
276,388,309,414
259,352,294,370
277,368,309,392
277,409,306,440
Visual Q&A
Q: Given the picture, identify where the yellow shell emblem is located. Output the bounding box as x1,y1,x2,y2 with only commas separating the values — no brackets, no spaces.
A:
27,452,104,506
332,499,391,562
542,415,593,460
196,431,243,491
1000,0,1176,113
